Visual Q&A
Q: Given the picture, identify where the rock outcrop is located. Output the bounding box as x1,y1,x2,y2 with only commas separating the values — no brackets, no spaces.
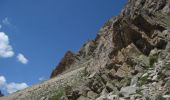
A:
1,0,170,100
50,51,80,78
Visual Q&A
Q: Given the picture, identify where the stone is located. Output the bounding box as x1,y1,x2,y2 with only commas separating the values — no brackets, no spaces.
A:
117,51,125,62
130,76,138,86
142,73,148,77
88,72,96,79
115,63,130,78
122,43,142,58
164,70,170,77
101,74,110,84
149,49,158,57
101,88,108,96
106,82,115,92
119,78,131,88
137,55,150,68
40,97,47,100
152,75,158,81
96,94,119,100
108,68,116,78
163,95,170,100
96,95,107,100
119,98,126,100
107,83,119,94
135,65,144,72
88,75,105,94
87,91,98,99
106,93,119,100
120,86,137,97
77,96,90,100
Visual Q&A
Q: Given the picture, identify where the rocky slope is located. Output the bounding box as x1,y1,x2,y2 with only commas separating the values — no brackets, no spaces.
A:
1,0,170,100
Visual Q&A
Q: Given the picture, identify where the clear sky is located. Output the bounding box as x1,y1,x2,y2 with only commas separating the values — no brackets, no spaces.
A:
0,0,127,94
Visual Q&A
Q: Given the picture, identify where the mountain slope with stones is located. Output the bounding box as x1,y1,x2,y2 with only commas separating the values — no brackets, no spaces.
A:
1,0,170,99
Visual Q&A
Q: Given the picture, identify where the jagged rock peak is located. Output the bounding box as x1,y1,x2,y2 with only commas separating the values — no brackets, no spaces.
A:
50,51,78,78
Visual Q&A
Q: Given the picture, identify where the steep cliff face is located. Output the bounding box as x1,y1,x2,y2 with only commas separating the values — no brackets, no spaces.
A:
1,0,170,100
51,0,170,78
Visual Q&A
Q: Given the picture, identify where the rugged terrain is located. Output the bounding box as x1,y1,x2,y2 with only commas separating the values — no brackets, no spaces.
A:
1,0,170,99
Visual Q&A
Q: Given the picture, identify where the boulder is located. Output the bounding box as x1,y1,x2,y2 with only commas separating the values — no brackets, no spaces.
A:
115,63,131,78
87,91,98,99
120,86,137,97
106,82,118,94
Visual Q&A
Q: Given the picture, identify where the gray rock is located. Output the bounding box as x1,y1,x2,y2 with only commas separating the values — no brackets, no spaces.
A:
106,82,118,93
106,93,119,100
130,76,138,86
163,95,170,100
115,63,130,78
165,72,170,77
77,96,90,100
120,86,137,97
87,91,98,99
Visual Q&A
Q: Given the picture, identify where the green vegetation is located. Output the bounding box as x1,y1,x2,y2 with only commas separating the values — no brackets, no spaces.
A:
158,71,166,79
146,97,151,100
165,63,170,70
139,75,149,86
157,95,166,100
49,89,65,100
136,89,143,95
149,55,158,67
157,63,170,79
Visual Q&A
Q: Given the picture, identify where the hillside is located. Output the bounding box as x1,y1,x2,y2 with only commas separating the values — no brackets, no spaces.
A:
1,0,170,99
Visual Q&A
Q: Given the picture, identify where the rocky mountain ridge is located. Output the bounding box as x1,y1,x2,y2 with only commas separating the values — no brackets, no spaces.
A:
1,0,170,99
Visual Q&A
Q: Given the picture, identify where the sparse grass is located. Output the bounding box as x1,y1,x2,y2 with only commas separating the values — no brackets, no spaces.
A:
149,55,158,67
139,75,149,86
83,67,89,76
146,97,151,100
165,63,170,70
49,93,64,100
157,95,166,100
136,89,143,95
49,89,65,100
158,71,166,79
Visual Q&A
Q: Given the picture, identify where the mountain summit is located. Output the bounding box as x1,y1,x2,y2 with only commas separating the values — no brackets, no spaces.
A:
1,0,170,99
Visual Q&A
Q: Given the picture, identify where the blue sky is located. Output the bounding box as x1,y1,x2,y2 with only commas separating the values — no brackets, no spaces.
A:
0,0,127,94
